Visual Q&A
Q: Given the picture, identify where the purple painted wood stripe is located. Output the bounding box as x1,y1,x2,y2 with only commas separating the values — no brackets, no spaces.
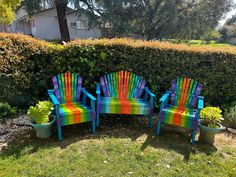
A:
100,76,108,96
97,98,103,113
52,76,62,103
76,76,82,102
171,79,176,105
137,79,146,98
190,83,203,108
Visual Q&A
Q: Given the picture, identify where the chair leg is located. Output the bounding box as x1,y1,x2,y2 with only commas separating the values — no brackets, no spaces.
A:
156,121,161,135
149,114,153,128
191,129,197,145
57,125,62,142
96,113,100,127
91,120,96,134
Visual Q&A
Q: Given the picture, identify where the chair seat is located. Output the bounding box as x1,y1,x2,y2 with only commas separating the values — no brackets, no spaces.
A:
98,97,151,115
158,105,198,129
59,103,95,126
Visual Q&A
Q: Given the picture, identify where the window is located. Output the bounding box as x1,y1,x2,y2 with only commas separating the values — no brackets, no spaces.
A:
76,20,87,30
71,22,76,27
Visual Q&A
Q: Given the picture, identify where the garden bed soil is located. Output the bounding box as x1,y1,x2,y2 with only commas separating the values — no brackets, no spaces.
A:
0,115,31,151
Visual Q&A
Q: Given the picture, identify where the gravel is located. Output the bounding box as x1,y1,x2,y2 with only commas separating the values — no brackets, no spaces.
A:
0,115,32,150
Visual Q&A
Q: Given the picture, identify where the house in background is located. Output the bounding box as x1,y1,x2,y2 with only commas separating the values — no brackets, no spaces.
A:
0,24,10,32
8,6,101,40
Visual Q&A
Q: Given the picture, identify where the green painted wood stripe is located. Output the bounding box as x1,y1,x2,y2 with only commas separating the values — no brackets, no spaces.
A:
177,78,184,105
60,73,65,103
112,73,115,97
73,73,77,102
128,73,134,98
130,73,136,98
114,72,118,98
109,73,114,97
61,73,66,103
134,76,141,98
187,80,198,107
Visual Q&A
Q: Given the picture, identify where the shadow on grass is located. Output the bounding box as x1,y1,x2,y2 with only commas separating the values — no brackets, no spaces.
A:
0,115,217,160
139,125,217,161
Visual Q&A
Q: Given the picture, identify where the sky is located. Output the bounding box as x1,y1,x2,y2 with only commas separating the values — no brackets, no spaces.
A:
219,0,236,26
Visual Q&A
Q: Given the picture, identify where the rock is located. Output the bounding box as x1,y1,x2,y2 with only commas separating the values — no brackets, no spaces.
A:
227,128,236,134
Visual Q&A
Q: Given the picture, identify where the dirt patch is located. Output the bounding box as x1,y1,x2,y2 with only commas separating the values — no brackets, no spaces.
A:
215,132,236,147
0,115,236,152
0,115,32,151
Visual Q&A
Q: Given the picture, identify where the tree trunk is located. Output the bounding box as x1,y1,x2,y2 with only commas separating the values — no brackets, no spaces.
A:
146,33,155,41
55,0,70,42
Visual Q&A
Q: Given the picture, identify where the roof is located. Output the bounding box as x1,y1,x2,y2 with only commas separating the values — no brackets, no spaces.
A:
15,6,77,21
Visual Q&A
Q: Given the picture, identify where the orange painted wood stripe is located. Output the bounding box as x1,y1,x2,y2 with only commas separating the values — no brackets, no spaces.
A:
65,103,81,123
181,78,191,106
179,78,187,107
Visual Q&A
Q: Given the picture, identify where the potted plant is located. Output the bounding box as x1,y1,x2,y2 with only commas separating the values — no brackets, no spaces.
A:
27,101,55,138
199,106,224,145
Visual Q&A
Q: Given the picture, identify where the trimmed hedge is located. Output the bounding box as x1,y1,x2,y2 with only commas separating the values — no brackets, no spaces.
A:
0,33,236,109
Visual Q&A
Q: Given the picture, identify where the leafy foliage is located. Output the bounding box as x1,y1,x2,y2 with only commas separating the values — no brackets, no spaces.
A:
0,33,236,110
200,30,222,43
80,0,233,40
0,102,16,121
219,14,236,43
0,0,21,24
27,101,53,124
200,107,223,128
224,103,236,129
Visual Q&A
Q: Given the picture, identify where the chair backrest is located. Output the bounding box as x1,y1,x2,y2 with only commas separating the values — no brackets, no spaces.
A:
171,78,203,108
100,71,146,99
52,72,82,104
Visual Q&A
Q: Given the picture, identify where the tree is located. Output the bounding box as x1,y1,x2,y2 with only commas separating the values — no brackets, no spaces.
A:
200,30,222,43
219,14,236,42
24,0,71,42
0,0,21,24
81,0,233,40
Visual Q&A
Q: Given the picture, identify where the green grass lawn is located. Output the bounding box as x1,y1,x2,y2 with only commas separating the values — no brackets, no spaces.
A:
165,39,236,47
0,117,236,177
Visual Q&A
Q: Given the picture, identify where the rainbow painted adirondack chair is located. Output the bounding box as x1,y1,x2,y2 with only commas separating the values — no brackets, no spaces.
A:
96,71,155,127
48,72,96,141
156,78,204,144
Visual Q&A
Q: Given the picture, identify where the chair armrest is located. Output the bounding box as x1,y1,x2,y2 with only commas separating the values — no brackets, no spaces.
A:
198,96,204,110
160,91,171,102
196,96,204,119
81,88,96,111
144,87,156,97
144,87,155,111
81,88,96,101
159,91,171,111
48,90,60,105
96,83,101,95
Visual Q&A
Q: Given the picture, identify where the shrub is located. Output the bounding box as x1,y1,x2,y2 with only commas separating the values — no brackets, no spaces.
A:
224,104,236,129
200,107,223,128
0,33,59,108
0,33,236,109
27,101,53,124
0,102,16,120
